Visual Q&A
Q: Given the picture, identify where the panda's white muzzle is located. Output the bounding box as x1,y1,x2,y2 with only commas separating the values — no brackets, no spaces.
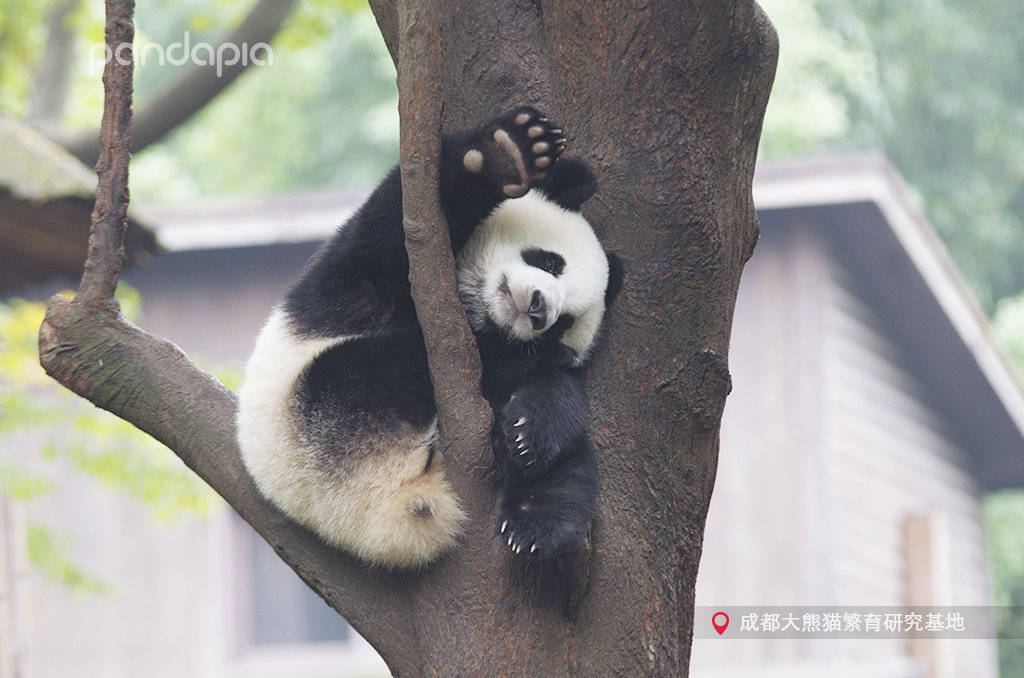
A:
494,269,562,341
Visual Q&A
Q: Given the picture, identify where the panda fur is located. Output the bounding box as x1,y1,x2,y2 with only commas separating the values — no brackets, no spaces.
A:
236,107,621,568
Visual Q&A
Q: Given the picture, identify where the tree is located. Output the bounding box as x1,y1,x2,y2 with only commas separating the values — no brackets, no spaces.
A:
38,0,777,674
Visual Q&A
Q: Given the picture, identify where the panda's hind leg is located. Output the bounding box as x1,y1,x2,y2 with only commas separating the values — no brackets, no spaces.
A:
496,438,598,558
290,332,466,567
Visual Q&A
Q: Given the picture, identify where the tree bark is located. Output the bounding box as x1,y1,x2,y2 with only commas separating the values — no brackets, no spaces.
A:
40,0,776,675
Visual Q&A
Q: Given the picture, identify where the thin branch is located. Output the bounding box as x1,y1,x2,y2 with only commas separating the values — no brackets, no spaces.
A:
62,0,298,166
76,0,134,307
396,0,491,490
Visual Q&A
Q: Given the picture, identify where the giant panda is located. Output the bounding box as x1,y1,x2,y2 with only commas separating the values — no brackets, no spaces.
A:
236,107,622,568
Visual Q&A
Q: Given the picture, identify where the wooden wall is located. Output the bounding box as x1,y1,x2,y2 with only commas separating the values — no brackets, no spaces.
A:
691,213,997,677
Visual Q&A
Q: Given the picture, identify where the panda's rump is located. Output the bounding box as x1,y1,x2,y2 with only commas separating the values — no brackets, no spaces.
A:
292,329,437,464
237,312,465,568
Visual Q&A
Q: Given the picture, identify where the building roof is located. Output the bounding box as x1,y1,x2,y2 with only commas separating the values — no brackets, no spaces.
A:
0,115,158,294
755,153,1024,489
138,152,1024,489
136,190,364,252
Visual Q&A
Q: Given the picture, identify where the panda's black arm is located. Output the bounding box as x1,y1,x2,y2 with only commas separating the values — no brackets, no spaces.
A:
494,366,590,478
438,134,510,252
281,136,507,336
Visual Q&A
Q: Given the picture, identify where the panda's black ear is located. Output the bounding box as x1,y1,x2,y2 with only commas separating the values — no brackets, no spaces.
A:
605,252,625,307
538,157,597,211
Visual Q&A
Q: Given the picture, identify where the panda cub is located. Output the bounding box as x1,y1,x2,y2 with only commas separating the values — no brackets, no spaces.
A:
237,107,621,568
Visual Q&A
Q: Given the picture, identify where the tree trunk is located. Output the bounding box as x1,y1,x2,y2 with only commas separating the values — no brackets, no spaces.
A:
39,0,777,675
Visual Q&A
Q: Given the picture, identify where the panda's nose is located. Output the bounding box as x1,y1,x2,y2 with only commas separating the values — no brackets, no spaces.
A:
528,290,546,330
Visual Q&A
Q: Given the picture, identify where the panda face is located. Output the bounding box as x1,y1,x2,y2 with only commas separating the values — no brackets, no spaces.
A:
456,190,610,362
487,250,567,341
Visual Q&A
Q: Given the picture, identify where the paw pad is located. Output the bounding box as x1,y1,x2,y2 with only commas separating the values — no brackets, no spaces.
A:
462,106,567,199
462,149,484,173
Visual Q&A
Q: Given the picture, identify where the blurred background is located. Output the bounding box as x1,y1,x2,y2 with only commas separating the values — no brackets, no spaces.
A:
0,0,1022,676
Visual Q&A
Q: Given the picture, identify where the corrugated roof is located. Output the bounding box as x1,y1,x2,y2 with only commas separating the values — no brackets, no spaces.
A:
0,114,158,294
0,115,97,201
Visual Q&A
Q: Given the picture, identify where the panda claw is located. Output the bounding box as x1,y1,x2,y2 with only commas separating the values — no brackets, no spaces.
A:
519,449,528,456
514,417,526,426
515,433,524,443
501,520,508,534
525,460,535,466
508,535,514,546
516,544,523,554
530,544,537,553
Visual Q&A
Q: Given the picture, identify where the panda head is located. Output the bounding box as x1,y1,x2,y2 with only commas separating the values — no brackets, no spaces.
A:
456,190,622,365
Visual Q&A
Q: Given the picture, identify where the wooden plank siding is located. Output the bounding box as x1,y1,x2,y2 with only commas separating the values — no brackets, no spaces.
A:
821,226,997,676
691,213,998,677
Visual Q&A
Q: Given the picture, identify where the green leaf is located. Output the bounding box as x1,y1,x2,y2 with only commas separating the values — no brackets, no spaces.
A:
26,522,113,596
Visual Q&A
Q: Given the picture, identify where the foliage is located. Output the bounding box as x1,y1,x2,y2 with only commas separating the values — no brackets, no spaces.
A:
26,522,113,595
129,8,398,201
984,490,1024,677
986,295,1024,676
757,0,880,158
0,289,222,593
0,0,394,201
993,292,1024,380
761,0,1024,311
0,0,50,116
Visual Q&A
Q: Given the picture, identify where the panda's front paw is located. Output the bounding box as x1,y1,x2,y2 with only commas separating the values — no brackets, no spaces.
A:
499,397,562,478
497,507,579,559
462,106,567,198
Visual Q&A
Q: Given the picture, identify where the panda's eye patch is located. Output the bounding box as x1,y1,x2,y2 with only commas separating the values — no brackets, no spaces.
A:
521,248,565,277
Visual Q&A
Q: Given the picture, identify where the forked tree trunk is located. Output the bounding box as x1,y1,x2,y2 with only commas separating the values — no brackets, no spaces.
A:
39,0,776,675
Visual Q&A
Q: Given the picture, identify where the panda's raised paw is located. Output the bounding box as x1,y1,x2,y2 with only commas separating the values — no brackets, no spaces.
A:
462,106,566,198
496,508,577,560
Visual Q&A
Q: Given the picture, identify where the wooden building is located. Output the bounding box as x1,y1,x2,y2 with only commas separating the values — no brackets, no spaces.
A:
2,154,1021,677
691,154,1023,678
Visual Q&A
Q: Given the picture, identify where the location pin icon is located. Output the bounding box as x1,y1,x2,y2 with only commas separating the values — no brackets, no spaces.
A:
712,611,729,635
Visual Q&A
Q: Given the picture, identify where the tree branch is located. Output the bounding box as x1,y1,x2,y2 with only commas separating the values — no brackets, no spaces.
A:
368,0,398,64
75,0,134,307
37,298,421,673
62,0,299,166
396,0,491,494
